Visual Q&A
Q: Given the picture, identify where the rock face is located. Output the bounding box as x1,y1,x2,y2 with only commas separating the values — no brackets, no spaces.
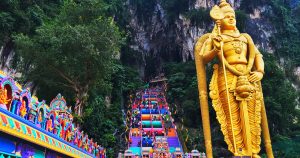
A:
124,0,277,77
291,0,300,8
0,47,18,77
1,0,299,80
245,5,275,53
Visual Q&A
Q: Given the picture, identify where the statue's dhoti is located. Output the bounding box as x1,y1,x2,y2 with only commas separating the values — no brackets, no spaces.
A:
209,64,262,156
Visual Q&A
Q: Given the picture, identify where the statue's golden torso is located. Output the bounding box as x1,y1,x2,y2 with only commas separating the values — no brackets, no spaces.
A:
222,34,248,65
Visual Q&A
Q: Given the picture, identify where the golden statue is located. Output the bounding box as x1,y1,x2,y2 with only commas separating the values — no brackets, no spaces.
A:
194,0,274,157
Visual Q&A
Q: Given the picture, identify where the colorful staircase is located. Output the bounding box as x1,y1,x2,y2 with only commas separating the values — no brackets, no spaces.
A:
126,84,183,157
167,137,181,147
131,137,140,147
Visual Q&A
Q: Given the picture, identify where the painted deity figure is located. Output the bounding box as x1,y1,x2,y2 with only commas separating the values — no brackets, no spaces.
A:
65,129,71,142
195,0,273,157
19,100,27,118
95,144,99,157
38,111,43,123
35,111,43,128
84,136,89,151
28,111,35,123
0,88,10,110
78,131,84,148
58,114,66,138
46,118,53,132
73,127,79,145
64,123,73,141
89,138,94,153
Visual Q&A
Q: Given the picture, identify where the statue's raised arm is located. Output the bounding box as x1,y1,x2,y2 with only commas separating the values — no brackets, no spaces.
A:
194,0,274,157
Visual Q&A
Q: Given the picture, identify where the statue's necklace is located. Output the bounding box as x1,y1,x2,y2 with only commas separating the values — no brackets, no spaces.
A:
222,33,244,54
231,41,244,54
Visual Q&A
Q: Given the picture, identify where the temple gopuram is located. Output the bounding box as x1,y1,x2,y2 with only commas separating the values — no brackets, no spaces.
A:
0,70,105,158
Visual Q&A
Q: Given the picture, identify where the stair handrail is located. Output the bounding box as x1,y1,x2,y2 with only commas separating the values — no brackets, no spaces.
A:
140,97,143,156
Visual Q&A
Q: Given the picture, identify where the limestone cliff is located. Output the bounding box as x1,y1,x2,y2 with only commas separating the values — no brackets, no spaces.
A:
121,0,300,80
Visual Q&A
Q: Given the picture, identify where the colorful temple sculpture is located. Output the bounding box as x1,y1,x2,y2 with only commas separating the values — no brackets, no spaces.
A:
119,77,207,158
0,70,105,158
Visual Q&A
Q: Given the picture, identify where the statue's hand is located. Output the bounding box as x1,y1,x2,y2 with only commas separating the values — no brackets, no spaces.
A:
212,35,223,50
249,71,263,82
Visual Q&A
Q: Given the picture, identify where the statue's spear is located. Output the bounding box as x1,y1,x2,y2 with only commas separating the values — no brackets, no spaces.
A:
259,83,275,158
210,5,238,155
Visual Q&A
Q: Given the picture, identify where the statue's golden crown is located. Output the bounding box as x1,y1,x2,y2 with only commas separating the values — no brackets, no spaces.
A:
219,0,235,14
210,0,235,21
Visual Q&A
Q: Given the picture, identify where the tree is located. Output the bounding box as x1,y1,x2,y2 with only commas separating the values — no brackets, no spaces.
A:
262,53,299,136
14,0,124,116
0,0,62,68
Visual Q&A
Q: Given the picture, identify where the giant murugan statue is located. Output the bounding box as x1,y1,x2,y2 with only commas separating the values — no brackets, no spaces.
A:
194,0,274,157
